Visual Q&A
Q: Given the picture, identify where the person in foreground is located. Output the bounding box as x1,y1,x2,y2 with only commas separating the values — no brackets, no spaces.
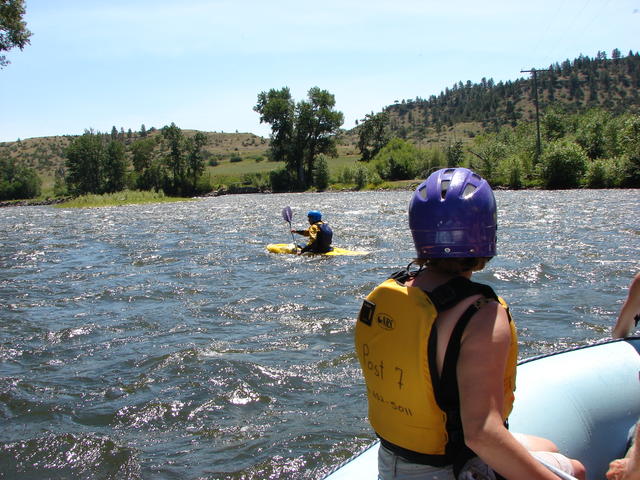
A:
606,273,640,479
355,168,585,480
606,423,640,480
291,210,333,254
612,273,640,338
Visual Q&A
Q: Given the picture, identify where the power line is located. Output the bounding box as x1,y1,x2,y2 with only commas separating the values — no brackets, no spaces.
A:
521,68,551,163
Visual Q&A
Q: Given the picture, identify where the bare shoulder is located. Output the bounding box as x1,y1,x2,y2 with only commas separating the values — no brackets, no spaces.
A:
462,299,511,347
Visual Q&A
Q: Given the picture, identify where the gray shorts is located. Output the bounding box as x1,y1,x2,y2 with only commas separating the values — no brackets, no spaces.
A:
378,444,454,480
377,438,576,480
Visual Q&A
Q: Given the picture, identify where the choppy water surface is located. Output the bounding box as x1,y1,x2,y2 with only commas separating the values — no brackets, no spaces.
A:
1,190,638,479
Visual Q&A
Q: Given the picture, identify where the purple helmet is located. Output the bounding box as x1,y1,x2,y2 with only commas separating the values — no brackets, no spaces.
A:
408,168,497,258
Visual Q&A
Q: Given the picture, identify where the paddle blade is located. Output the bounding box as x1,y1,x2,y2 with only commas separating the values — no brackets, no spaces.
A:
281,206,293,223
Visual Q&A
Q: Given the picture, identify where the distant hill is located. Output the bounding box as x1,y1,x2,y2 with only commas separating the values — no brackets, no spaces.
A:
380,49,640,145
2,50,638,190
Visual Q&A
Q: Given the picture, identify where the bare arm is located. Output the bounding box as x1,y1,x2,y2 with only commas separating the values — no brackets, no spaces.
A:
607,424,640,480
613,273,640,339
624,424,640,480
457,302,559,480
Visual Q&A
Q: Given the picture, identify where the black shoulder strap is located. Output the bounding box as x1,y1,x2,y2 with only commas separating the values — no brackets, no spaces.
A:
439,299,491,404
429,276,498,312
427,276,500,410
388,267,413,283
426,278,502,468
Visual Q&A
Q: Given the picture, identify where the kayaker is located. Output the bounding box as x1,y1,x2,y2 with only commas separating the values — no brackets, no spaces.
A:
291,210,333,254
354,168,585,480
612,273,640,338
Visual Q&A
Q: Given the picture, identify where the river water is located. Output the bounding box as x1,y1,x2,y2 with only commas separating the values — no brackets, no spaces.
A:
0,190,638,480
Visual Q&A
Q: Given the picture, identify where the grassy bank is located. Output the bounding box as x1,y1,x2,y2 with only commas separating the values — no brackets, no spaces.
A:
57,190,192,208
205,142,361,187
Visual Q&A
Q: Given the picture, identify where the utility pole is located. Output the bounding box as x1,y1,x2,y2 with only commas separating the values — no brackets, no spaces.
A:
521,68,551,163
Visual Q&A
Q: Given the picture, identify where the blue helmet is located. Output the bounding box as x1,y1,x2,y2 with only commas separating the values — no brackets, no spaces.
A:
408,168,497,258
307,210,322,222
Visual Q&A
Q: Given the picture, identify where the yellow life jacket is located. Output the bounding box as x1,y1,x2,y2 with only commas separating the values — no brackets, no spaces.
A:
355,272,517,465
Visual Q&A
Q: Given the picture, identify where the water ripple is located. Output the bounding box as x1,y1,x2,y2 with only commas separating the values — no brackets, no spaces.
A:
0,191,638,478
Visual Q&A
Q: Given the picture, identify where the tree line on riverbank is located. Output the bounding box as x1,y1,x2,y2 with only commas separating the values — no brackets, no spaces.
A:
2,51,639,202
470,108,639,189
317,107,639,191
61,123,210,198
2,107,638,204
0,123,212,202
257,97,640,191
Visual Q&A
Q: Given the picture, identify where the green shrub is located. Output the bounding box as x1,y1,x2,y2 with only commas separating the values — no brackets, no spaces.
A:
242,172,270,190
354,165,369,190
313,155,330,191
618,155,640,187
494,155,524,189
336,167,355,184
368,170,382,186
332,164,375,190
539,140,588,189
575,110,608,160
542,108,567,141
269,168,297,192
585,160,609,188
619,115,640,187
0,158,42,200
372,138,422,180
195,174,213,194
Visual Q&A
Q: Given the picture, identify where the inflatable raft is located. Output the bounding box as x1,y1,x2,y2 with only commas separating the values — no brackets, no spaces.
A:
323,337,640,480
266,243,368,256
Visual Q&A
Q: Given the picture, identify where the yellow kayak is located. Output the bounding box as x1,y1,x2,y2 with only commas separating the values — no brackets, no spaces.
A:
266,243,368,256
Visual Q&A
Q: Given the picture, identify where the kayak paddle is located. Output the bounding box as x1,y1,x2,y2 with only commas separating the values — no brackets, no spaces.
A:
281,206,296,244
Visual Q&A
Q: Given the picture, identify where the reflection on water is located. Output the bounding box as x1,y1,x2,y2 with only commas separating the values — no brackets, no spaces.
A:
0,190,638,479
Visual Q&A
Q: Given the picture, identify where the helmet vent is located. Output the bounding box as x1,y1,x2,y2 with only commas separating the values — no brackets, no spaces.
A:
462,184,477,198
440,180,450,199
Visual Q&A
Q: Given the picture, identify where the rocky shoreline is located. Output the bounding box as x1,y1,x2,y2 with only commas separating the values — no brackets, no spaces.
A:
0,182,422,208
0,197,72,208
0,187,270,208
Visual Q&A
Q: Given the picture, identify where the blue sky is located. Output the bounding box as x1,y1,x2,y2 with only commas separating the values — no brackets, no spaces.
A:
1,0,638,142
